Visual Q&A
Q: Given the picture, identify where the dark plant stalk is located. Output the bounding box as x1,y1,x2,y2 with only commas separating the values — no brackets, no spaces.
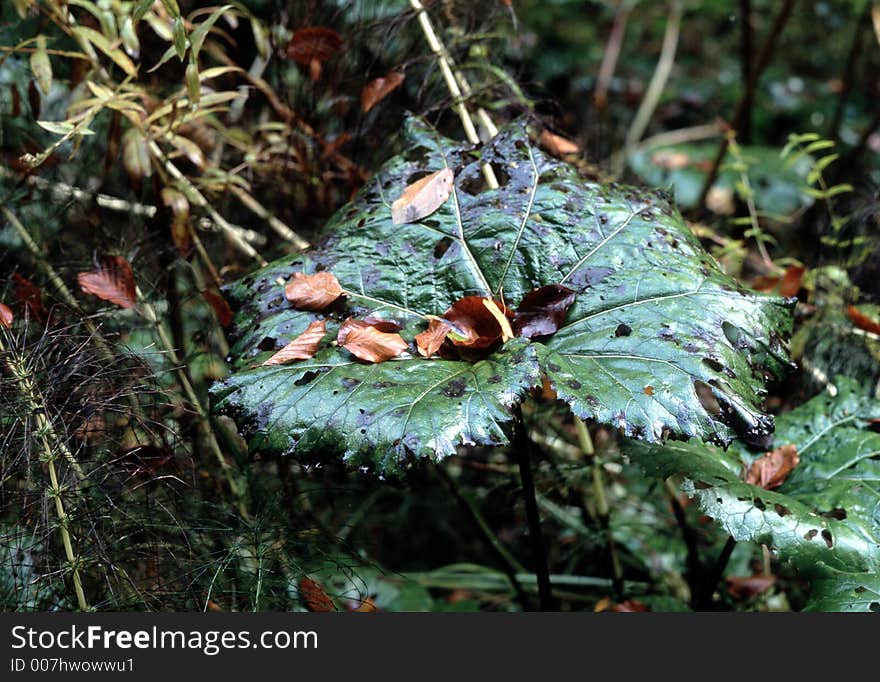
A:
512,406,554,611
664,479,704,595
695,0,797,215
436,463,530,609
739,0,753,143
827,8,868,141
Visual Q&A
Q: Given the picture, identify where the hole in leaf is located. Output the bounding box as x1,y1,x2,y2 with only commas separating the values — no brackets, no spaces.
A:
870,602,880,613
294,371,319,386
821,529,833,548
753,497,766,511
820,508,847,520
703,357,724,373
694,381,721,415
434,237,453,259
615,323,632,337
257,337,277,351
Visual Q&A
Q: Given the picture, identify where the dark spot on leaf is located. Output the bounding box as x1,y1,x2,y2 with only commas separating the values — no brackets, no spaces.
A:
373,381,397,389
821,529,833,548
547,363,561,372
567,379,582,390
753,497,766,511
615,324,632,337
804,529,818,541
442,379,467,398
820,508,847,520
869,602,880,612
703,357,724,372
487,374,502,384
341,377,360,389
774,503,790,517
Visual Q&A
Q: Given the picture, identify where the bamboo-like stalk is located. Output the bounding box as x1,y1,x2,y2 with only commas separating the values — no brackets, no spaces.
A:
0,333,89,611
408,0,499,189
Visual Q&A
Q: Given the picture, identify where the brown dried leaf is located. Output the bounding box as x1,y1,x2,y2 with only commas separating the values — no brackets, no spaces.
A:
751,265,805,298
361,70,405,113
286,27,342,81
284,271,344,311
443,296,512,350
13,273,47,322
263,320,327,365
847,305,880,335
77,255,137,310
161,187,191,256
298,577,336,612
745,444,799,490
0,302,12,329
594,597,650,612
338,318,408,363
201,289,233,328
513,284,576,339
415,318,452,357
391,169,454,224
726,574,775,600
539,130,579,157
352,597,379,613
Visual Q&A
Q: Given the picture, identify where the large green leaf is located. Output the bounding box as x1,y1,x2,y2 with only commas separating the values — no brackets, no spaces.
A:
212,117,792,472
629,377,880,610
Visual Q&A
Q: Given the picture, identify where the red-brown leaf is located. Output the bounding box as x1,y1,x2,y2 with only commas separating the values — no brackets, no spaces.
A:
77,255,137,309
337,318,408,363
415,318,453,357
361,71,405,113
848,305,880,335
751,265,805,297
513,284,576,338
263,320,327,365
595,597,650,612
539,130,579,157
284,271,344,311
745,444,799,490
201,289,233,328
13,273,47,322
391,169,454,224
443,296,512,350
726,574,775,600
0,302,12,329
286,27,342,65
298,577,335,612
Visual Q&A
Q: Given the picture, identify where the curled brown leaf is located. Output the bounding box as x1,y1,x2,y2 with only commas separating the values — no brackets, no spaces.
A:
284,271,344,311
745,444,799,490
726,575,775,600
12,273,47,322
201,289,233,328
298,577,335,612
361,70,405,113
391,168,454,224
847,305,880,335
338,317,408,363
77,255,137,310
443,296,512,350
415,318,453,357
513,284,576,339
263,320,327,365
539,130,579,157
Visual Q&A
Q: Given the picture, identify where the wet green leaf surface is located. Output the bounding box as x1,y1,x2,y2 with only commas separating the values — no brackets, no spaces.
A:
213,118,792,472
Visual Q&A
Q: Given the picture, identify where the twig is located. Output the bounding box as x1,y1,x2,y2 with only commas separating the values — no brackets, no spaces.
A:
229,185,309,251
574,418,623,597
408,0,499,189
594,0,633,110
436,463,529,609
616,0,682,176
695,0,798,215
512,406,554,610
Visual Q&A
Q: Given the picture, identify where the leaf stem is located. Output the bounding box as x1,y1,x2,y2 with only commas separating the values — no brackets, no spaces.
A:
512,406,554,610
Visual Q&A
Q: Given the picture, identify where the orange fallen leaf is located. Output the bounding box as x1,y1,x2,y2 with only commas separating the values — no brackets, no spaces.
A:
0,302,12,328
847,305,880,335
263,320,327,365
352,597,379,613
726,574,775,600
338,318,408,363
751,265,805,298
298,577,335,612
284,271,344,311
391,168,454,224
77,255,137,310
651,150,692,170
415,318,453,357
201,289,233,328
361,70,405,113
745,444,799,490
539,130,579,157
